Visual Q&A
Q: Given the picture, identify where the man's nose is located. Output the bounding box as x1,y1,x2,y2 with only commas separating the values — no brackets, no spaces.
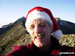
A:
34,25,41,33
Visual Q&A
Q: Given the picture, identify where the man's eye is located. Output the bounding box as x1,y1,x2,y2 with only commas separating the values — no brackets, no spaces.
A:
40,24,46,27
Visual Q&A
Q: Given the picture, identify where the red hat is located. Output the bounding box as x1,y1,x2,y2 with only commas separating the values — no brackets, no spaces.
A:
25,6,62,39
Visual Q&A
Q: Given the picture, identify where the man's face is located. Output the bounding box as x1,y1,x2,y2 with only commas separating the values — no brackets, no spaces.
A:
27,19,53,48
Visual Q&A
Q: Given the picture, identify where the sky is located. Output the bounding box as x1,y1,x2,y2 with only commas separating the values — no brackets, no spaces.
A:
0,0,75,27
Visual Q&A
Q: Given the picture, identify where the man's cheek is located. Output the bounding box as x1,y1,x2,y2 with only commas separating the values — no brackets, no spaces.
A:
44,29,48,33
45,30,49,36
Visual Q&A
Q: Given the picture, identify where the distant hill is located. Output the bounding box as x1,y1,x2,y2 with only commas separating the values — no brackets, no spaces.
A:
0,17,26,34
0,17,75,34
57,18,75,34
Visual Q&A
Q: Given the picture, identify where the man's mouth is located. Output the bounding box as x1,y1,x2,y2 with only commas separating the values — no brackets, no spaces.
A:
34,33,45,39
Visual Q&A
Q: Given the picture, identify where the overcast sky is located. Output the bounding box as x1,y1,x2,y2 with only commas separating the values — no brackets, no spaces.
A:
0,0,75,27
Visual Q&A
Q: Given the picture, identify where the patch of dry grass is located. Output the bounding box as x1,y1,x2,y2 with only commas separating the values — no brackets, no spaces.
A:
59,34,75,47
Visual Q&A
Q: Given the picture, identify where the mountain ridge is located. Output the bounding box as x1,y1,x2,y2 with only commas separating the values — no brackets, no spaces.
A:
0,17,75,35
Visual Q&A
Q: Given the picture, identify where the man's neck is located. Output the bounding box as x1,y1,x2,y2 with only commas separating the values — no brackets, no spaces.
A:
38,39,51,52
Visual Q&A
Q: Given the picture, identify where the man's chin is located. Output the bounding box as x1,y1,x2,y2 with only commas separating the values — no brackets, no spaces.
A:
36,43,44,48
37,45,42,48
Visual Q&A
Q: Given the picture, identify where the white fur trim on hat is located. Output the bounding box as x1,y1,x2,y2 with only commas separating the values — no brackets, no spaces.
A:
25,10,53,30
52,30,62,39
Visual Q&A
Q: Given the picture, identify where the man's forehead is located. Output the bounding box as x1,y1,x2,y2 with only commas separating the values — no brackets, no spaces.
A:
32,18,48,24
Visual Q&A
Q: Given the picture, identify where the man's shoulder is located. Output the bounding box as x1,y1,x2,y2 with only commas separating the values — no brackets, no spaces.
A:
18,44,31,49
6,44,31,56
13,44,31,52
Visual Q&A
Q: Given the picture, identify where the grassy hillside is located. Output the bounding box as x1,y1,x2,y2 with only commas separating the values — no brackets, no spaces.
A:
59,34,75,47
0,21,75,56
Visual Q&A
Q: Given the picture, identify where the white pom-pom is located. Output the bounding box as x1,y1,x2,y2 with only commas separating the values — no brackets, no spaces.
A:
52,30,62,39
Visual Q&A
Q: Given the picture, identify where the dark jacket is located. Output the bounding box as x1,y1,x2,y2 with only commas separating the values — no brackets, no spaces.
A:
6,36,75,56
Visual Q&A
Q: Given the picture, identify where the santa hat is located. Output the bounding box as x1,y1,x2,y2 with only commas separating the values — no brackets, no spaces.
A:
25,6,62,39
